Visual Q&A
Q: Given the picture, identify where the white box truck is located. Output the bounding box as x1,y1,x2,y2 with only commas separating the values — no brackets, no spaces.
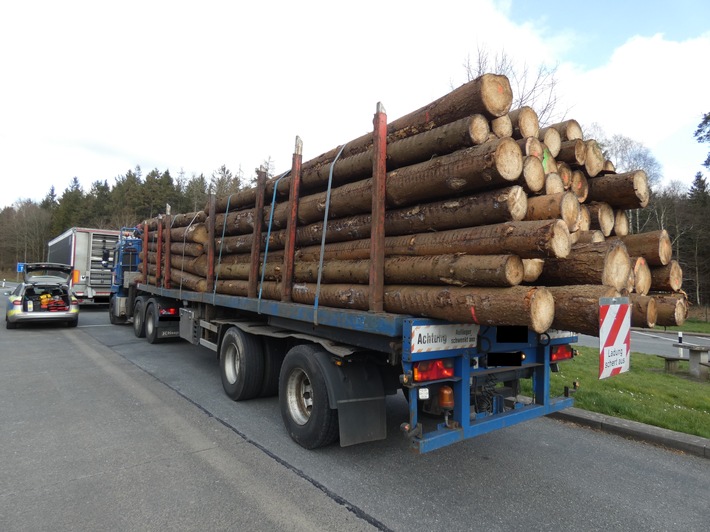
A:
47,227,121,304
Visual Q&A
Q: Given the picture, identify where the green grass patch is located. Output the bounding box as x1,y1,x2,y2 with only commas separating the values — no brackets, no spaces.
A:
522,346,710,439
659,319,710,335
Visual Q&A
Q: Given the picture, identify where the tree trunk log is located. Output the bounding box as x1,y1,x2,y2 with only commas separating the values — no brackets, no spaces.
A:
613,230,672,266
613,210,629,236
631,257,652,295
170,224,209,245
525,192,580,230
491,114,513,138
539,127,561,157
650,261,683,292
587,201,615,236
521,156,545,193
291,219,571,261
541,146,558,173
546,285,620,336
509,106,540,139
522,258,544,283
630,294,657,328
571,230,605,245
537,240,631,290
557,139,586,166
516,136,544,159
549,120,583,141
651,293,688,326
586,170,650,209
584,140,605,178
556,162,572,189
545,172,565,194
570,170,589,202
577,204,591,231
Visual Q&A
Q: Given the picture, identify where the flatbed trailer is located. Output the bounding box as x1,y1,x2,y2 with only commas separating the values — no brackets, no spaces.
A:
116,276,576,453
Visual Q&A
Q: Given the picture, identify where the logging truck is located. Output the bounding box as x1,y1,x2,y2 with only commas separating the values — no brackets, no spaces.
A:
104,72,670,452
109,214,579,454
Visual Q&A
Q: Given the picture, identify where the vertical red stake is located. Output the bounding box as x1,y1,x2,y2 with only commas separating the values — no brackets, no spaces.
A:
164,206,172,289
369,102,387,312
282,136,303,302
207,194,216,292
156,215,163,287
141,222,148,283
248,168,267,298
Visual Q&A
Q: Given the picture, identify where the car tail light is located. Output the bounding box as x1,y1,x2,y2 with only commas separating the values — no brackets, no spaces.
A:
13,300,22,306
551,345,575,362
413,359,454,382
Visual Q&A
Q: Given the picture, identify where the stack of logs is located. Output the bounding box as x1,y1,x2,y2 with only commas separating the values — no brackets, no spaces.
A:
141,73,687,336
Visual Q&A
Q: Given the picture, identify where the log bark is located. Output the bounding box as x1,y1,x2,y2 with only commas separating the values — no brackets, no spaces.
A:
509,106,540,139
557,139,586,167
262,254,524,287
547,285,620,336
650,260,683,292
292,219,571,261
539,127,561,158
630,294,657,328
171,211,207,227
651,293,688,326
613,230,672,266
264,138,523,228
613,210,629,237
525,192,580,230
587,202,615,236
170,224,209,245
631,256,652,295
537,240,631,291
586,170,650,209
547,120,583,142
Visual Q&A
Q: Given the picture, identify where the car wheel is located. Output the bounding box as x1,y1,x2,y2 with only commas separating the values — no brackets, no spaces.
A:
219,327,264,401
133,299,146,338
145,303,161,344
67,318,78,328
6,320,17,330
279,344,339,449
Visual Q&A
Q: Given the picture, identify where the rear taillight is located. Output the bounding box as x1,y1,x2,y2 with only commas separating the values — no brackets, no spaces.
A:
13,300,22,306
551,345,575,362
413,359,454,382
159,307,178,316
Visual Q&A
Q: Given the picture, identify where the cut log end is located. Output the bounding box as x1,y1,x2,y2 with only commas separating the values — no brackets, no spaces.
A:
522,156,545,193
479,74,514,118
507,185,529,221
468,114,491,145
529,287,555,333
491,114,513,138
551,219,572,259
495,137,524,181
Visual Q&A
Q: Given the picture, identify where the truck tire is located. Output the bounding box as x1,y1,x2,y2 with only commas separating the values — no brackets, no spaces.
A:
259,337,286,397
133,299,146,338
279,344,339,449
109,296,126,325
219,327,264,401
145,303,161,344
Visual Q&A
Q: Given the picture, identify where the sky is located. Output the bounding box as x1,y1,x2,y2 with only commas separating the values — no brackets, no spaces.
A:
1,0,709,210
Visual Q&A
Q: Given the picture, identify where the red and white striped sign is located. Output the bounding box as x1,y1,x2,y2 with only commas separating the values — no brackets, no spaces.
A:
598,298,631,380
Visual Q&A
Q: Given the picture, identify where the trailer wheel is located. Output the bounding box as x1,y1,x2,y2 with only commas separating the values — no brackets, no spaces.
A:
259,337,286,397
219,327,264,401
133,299,146,338
279,344,339,449
145,303,161,344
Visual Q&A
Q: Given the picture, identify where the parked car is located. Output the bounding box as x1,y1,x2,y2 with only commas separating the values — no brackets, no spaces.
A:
5,263,79,329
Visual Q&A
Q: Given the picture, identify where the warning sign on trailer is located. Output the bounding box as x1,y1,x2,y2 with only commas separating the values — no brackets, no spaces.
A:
410,323,479,353
598,297,631,380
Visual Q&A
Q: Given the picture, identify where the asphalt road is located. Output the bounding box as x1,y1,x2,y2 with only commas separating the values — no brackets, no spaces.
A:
1,306,709,531
576,330,710,356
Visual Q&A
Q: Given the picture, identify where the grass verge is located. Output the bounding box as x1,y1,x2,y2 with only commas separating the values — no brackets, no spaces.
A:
659,319,710,335
523,346,710,439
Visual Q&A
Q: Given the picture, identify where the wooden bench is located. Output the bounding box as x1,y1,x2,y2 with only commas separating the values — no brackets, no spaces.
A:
657,355,685,373
672,343,710,379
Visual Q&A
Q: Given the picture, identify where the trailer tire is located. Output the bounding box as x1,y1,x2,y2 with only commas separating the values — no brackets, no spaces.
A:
219,327,264,401
279,344,339,449
145,303,161,344
133,299,146,338
259,337,286,398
